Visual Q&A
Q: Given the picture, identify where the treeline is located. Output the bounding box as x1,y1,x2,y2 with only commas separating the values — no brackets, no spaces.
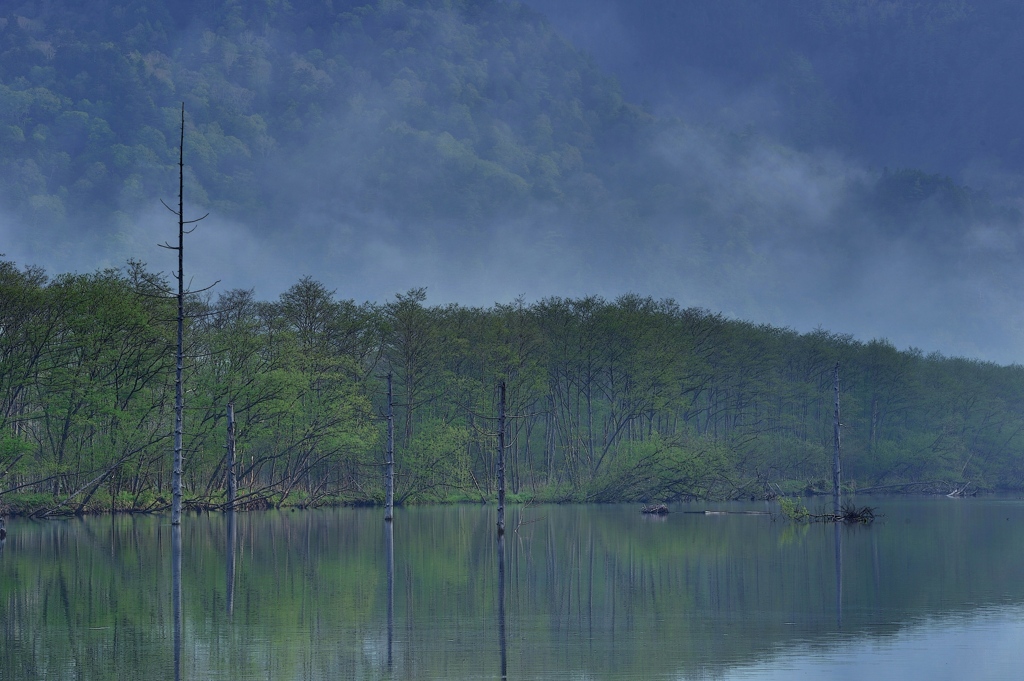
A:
3,258,1024,513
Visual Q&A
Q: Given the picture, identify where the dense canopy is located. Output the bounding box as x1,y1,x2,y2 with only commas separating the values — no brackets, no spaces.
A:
3,261,1023,513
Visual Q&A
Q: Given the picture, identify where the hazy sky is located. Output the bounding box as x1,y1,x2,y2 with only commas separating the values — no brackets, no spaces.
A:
5,0,1024,366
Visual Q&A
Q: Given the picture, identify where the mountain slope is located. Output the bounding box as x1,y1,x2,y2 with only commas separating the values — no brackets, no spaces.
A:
526,0,1024,180
2,0,1024,362
0,0,644,228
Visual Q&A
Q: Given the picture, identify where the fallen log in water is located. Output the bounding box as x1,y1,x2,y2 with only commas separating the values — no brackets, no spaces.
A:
687,510,771,516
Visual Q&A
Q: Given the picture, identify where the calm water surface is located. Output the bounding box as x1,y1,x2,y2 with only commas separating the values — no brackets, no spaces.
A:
2,497,1023,680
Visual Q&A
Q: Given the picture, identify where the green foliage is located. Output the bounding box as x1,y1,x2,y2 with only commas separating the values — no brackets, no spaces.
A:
397,418,471,503
4,260,1024,512
0,492,55,515
778,496,810,522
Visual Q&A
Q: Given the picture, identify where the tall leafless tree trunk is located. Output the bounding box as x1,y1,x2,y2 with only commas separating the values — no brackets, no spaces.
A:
497,381,506,535
385,373,395,521
159,103,209,526
833,362,841,515
171,106,186,527
226,402,236,509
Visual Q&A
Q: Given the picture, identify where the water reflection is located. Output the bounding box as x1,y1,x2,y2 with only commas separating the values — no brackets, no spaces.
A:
172,523,183,681
723,604,1024,680
226,511,236,617
2,500,1024,680
834,521,843,629
497,532,507,680
385,519,394,672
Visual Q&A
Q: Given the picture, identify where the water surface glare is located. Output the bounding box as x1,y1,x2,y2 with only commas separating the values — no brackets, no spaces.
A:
1,498,1023,680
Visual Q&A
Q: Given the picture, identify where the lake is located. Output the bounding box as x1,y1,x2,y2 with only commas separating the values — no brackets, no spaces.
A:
1,497,1023,680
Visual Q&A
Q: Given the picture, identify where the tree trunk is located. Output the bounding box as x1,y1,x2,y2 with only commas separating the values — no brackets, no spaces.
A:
226,402,236,509
171,104,186,527
497,382,506,535
385,373,395,521
833,362,841,515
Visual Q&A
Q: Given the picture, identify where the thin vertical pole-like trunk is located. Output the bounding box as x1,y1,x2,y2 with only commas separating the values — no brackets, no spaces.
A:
226,402,236,509
171,104,185,527
385,373,395,521
497,382,506,535
832,362,841,515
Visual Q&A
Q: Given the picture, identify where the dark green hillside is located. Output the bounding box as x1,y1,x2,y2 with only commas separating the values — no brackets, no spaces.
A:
5,0,1014,245
0,0,646,231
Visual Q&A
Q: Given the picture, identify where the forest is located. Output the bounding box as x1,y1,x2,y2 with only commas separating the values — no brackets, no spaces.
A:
4,0,1024,514
3,257,1024,515
0,0,646,230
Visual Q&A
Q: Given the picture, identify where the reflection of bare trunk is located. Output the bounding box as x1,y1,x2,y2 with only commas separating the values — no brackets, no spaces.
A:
497,533,507,680
172,524,183,681
834,522,843,630
226,511,236,617
587,527,594,641
385,520,394,671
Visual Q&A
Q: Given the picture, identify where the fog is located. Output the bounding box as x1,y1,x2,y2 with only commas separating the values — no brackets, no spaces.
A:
5,0,1024,365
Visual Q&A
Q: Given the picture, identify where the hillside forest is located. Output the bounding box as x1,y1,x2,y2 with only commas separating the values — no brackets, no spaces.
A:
4,0,1024,368
4,0,1024,514
3,259,1023,514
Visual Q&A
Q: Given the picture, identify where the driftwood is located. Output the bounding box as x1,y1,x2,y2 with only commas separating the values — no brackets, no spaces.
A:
780,497,877,524
697,510,771,516
946,481,973,497
808,503,876,524
641,504,669,515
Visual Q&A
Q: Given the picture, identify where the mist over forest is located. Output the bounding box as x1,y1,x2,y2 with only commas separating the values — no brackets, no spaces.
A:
2,0,1024,363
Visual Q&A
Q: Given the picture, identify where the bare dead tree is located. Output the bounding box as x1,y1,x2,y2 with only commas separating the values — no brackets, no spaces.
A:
226,402,236,509
385,373,395,521
159,103,211,526
832,362,842,516
497,381,506,535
